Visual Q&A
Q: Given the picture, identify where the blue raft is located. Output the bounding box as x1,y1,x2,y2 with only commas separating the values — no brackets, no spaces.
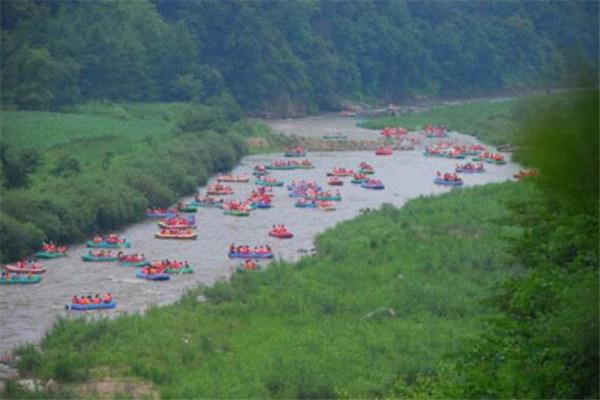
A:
361,182,385,190
295,201,318,208
434,177,464,186
65,301,116,311
136,270,170,281
228,252,273,259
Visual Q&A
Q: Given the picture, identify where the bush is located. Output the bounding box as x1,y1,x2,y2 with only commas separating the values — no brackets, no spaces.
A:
0,213,44,262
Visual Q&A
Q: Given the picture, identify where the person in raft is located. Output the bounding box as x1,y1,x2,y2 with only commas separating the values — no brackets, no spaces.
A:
42,242,67,253
230,244,271,254
243,260,259,270
271,225,289,234
437,171,461,181
71,293,113,305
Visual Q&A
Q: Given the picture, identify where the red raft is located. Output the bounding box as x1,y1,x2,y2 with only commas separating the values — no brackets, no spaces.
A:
268,226,293,239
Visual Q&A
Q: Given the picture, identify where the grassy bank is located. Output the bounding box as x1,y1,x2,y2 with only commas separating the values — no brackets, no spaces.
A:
8,182,531,398
360,90,594,147
0,102,281,262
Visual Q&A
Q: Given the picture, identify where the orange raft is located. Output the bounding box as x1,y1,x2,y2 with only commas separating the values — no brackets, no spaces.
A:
155,229,197,240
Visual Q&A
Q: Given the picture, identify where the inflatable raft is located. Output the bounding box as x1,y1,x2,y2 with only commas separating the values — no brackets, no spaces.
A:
375,148,393,156
434,177,464,186
228,251,273,259
361,182,385,190
155,232,198,240
165,266,194,274
256,179,284,187
81,254,119,262
157,222,197,229
317,194,342,201
223,209,251,217
136,270,170,281
86,240,130,249
65,301,116,311
36,251,68,259
5,265,46,274
269,230,293,239
118,259,151,267
0,276,42,284
295,201,318,208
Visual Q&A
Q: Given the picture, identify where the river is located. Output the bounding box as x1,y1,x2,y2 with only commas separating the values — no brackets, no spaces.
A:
0,114,520,354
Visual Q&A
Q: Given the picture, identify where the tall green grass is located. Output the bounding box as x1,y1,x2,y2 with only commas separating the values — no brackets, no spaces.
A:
12,182,532,398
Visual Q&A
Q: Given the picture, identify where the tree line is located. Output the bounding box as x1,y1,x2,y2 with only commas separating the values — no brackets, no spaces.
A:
2,0,598,114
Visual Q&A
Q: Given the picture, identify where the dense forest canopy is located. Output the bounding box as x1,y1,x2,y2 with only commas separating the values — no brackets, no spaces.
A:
1,0,598,114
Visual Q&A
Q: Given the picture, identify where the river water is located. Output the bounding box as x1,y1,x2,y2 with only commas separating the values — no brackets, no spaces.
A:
0,114,520,354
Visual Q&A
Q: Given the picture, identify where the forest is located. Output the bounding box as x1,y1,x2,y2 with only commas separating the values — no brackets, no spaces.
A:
2,0,598,114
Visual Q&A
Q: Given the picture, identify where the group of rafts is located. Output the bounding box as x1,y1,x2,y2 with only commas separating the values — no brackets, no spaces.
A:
380,123,536,186
4,127,537,308
2,234,197,310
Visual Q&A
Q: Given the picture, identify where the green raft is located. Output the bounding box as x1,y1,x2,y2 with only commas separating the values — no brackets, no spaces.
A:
223,209,251,217
317,195,342,201
256,180,284,187
166,266,195,274
0,276,42,284
36,251,68,259
81,254,119,262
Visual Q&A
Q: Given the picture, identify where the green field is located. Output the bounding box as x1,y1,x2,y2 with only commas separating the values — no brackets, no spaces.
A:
1,102,201,172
